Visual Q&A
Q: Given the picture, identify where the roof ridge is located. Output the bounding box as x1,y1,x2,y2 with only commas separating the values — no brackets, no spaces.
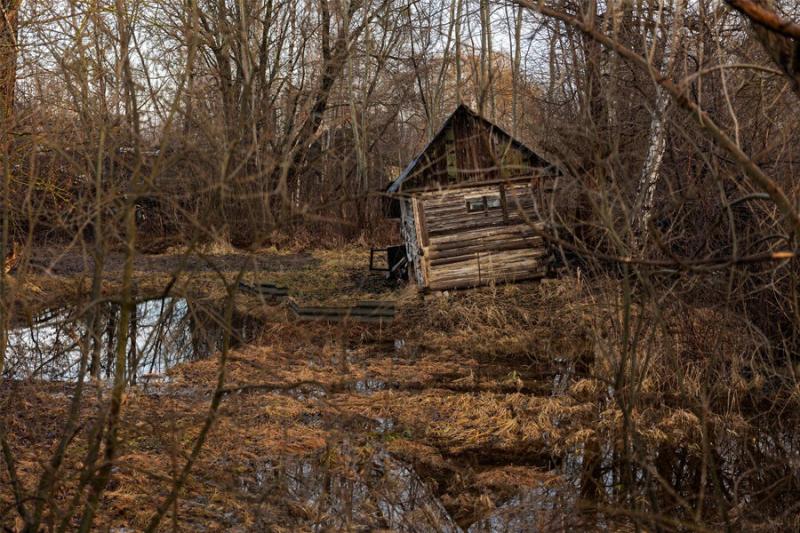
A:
386,105,546,194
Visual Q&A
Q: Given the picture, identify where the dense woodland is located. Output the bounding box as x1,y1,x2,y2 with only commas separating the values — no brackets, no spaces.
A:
2,0,800,531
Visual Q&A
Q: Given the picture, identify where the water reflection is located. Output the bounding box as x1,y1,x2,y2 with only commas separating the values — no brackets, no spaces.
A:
467,482,578,533
4,297,259,383
247,447,460,532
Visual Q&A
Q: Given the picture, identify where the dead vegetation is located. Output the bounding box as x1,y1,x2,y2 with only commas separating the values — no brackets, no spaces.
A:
3,247,798,531
3,0,800,530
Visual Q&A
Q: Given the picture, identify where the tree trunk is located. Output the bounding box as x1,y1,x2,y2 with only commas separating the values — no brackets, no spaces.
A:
633,88,669,242
632,0,686,245
0,0,21,377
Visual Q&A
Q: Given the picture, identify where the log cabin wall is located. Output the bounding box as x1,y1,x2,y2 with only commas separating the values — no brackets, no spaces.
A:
412,182,550,290
388,104,559,290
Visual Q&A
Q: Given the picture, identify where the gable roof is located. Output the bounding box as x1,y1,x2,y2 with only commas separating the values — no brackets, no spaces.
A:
387,104,550,194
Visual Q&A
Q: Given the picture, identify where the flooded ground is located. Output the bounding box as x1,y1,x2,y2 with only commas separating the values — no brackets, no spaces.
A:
4,297,261,382
2,249,799,531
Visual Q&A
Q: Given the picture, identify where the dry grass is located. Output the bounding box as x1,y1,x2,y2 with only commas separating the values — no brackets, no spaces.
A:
2,247,799,531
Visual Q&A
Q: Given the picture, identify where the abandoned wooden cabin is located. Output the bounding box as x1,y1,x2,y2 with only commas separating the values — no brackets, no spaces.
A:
386,104,560,291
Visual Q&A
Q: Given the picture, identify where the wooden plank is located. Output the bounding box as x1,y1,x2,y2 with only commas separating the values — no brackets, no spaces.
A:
445,125,458,181
422,210,538,229
412,198,432,287
428,219,537,238
291,306,395,316
429,250,548,275
411,176,549,196
430,259,546,283
418,200,430,247
412,198,430,253
429,223,543,245
400,198,424,287
292,314,393,323
422,183,533,202
293,310,396,319
427,213,518,232
429,228,537,251
421,205,538,225
288,299,396,322
427,268,548,291
424,198,537,218
238,281,289,297
429,245,547,267
430,261,548,283
428,237,544,262
422,192,535,211
499,183,509,224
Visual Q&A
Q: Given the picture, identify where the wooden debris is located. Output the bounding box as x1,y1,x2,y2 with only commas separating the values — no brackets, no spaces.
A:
238,281,289,298
288,298,396,323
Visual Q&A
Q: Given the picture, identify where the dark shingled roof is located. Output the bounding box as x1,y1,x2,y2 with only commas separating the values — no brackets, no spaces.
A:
387,103,551,194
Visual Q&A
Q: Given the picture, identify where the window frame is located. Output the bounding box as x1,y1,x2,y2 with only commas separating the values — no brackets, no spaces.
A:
466,197,486,213
465,194,502,213
485,195,502,210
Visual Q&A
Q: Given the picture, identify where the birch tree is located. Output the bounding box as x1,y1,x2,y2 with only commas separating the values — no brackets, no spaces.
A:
632,0,687,245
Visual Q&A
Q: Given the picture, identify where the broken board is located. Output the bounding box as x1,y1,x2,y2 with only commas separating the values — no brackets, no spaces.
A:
288,298,396,323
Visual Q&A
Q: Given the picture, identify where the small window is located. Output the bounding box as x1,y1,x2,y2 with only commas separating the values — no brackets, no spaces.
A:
485,195,502,210
466,195,502,213
466,198,485,212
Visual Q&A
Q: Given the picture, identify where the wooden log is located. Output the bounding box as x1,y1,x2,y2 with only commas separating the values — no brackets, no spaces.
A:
238,281,289,296
423,195,536,214
293,314,393,323
429,222,544,245
288,299,396,318
429,249,547,269
429,259,547,279
428,248,546,270
420,183,534,203
426,212,539,233
428,237,544,261
413,177,542,197
424,200,537,223
427,268,547,291
429,253,549,278
428,217,517,234
425,199,538,219
428,219,539,237
429,262,546,284
428,228,537,252
292,307,395,317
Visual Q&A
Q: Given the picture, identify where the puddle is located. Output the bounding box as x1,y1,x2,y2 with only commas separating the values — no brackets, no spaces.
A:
246,446,460,532
375,417,396,434
234,421,800,531
354,378,387,394
551,357,574,396
467,481,578,532
276,383,328,401
4,297,261,383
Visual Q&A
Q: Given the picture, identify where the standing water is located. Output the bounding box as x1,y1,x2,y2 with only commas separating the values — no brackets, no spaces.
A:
4,297,258,383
